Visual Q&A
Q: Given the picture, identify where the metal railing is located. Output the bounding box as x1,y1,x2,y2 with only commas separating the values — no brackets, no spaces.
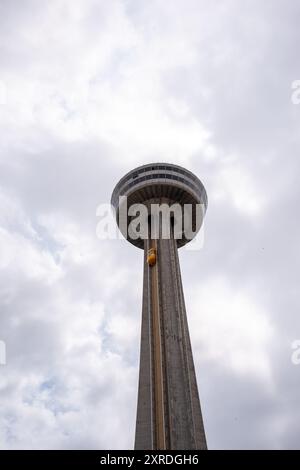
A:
111,169,207,209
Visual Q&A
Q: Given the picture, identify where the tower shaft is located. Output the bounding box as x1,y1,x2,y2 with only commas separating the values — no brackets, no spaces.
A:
135,229,207,450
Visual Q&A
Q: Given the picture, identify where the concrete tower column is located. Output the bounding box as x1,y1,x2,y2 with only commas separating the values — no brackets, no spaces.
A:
135,224,207,450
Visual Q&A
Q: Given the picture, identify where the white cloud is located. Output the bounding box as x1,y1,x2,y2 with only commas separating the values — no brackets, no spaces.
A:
0,0,300,450
189,278,274,381
211,162,267,216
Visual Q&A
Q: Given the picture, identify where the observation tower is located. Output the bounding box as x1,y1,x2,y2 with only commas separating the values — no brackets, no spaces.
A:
111,163,208,450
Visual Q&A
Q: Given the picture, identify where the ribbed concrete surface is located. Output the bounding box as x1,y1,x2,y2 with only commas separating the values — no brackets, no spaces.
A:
134,231,207,450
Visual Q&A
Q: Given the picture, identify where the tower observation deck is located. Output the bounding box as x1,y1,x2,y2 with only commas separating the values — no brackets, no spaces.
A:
111,163,208,450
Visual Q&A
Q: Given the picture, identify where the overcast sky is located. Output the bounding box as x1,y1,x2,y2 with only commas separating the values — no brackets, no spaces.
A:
0,0,300,450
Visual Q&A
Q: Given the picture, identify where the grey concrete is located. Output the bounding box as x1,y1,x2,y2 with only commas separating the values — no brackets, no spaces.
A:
111,163,208,249
112,163,207,450
135,231,207,449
